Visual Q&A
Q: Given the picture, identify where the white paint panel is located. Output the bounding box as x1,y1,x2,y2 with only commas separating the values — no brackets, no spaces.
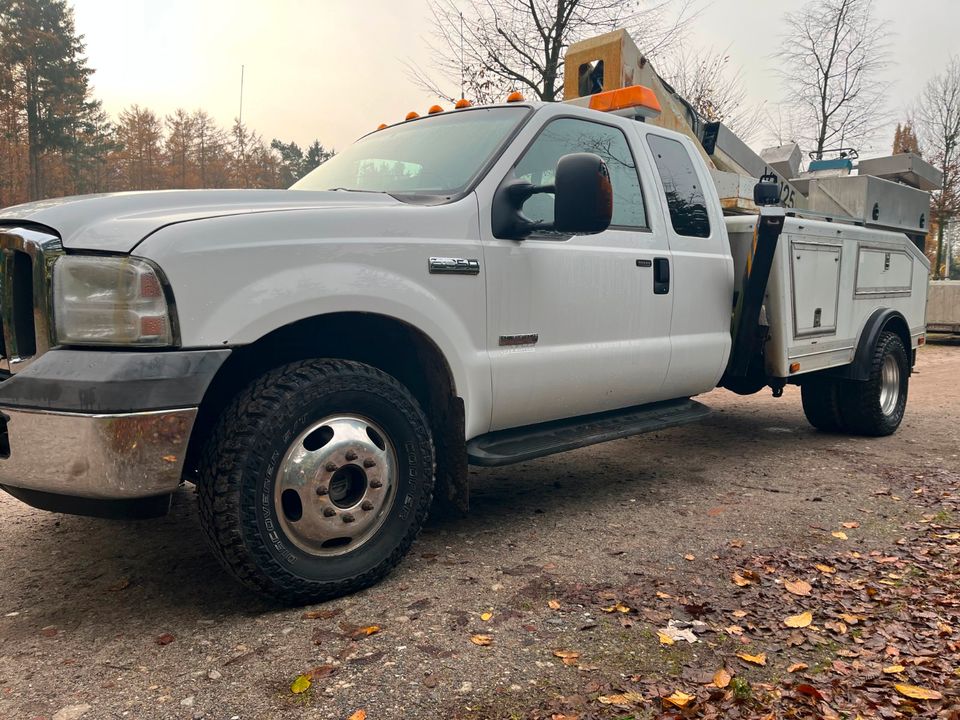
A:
855,247,912,294
790,241,841,337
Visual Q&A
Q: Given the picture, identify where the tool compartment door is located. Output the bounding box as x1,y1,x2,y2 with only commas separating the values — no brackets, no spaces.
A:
790,239,841,338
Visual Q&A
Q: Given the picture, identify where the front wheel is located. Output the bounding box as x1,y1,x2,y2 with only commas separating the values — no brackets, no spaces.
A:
839,331,909,437
198,359,435,604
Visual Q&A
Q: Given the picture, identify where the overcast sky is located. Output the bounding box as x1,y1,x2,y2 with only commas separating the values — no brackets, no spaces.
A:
70,0,959,157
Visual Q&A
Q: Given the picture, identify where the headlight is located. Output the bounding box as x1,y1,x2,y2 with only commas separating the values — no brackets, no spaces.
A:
53,256,177,346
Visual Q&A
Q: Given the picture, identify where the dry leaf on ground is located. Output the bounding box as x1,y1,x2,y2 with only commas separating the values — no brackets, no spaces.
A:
784,611,813,628
597,692,644,706
784,579,812,596
712,668,732,688
470,634,493,646
548,600,561,610
832,531,848,540
737,651,767,666
347,711,367,720
894,684,942,700
663,690,695,708
290,675,311,694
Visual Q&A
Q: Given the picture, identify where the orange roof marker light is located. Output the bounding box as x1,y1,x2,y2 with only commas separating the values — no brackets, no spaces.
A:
376,123,388,130
565,85,662,121
454,98,472,109
428,104,444,114
405,111,420,121
506,91,525,103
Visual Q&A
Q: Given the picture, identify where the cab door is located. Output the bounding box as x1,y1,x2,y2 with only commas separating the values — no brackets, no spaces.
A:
479,115,675,432
641,130,735,397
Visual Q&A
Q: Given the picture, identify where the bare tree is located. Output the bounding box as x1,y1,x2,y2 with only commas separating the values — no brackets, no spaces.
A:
408,0,699,105
779,0,890,159
662,43,764,143
913,56,960,278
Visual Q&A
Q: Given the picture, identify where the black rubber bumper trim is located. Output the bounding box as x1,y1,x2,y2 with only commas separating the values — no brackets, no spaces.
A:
1,485,173,519
0,349,231,413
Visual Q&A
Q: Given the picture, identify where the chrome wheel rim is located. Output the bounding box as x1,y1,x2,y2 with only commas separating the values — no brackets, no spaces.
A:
879,354,901,416
274,414,397,557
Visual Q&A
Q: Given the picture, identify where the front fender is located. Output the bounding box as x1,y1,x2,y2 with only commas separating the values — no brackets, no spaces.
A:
135,203,492,438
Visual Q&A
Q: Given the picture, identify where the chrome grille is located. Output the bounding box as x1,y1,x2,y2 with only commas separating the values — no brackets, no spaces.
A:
0,228,62,374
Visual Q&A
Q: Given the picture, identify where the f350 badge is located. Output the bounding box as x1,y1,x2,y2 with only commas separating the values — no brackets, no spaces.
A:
428,257,480,275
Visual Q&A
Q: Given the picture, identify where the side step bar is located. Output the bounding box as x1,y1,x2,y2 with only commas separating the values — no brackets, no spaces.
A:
466,398,710,467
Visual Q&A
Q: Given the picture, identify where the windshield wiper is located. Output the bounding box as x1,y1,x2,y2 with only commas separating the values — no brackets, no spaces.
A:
326,187,385,193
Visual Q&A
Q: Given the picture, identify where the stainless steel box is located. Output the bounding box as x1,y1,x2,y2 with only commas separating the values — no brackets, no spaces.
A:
805,175,931,235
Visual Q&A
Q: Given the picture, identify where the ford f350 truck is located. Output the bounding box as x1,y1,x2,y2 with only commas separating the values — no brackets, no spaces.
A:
0,85,927,603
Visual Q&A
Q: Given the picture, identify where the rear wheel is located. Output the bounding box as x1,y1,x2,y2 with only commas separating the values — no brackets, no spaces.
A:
801,376,845,432
838,331,909,437
198,359,435,604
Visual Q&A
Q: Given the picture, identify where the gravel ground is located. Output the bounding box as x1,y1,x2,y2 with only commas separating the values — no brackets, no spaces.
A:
1,341,958,720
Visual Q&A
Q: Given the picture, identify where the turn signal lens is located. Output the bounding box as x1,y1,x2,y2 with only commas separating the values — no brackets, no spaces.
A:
428,104,443,114
506,91,524,103
405,111,419,121
376,123,388,130
454,98,472,109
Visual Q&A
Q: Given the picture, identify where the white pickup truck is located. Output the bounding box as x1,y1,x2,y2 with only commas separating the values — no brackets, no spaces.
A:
0,87,928,603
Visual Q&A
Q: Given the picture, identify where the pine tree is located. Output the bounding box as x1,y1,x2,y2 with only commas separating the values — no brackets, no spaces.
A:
0,0,96,199
893,122,921,155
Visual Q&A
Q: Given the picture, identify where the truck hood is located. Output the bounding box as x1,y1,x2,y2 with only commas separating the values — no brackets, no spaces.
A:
0,189,402,253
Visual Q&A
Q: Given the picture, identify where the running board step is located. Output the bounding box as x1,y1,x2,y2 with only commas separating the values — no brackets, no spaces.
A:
467,398,710,467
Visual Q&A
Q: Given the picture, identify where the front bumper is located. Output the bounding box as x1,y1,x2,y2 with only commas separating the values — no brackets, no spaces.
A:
0,348,230,504
0,406,197,499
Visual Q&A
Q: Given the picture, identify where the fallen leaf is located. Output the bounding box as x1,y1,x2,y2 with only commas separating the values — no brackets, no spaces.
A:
657,631,675,646
839,613,860,625
894,684,942,700
732,572,752,587
712,668,732,688
290,675,311,694
883,665,906,674
784,579,812,596
787,663,808,673
832,531,848,540
736,651,767,666
655,591,672,600
842,521,860,529
155,633,175,646
795,684,824,701
344,625,381,639
663,690,695,708
725,625,744,636
302,608,342,620
470,634,493,646
553,649,580,663
732,610,748,618
548,600,561,610
684,554,696,561
824,620,847,635
480,612,493,622
597,692,644,706
347,711,367,720
304,665,336,681
161,454,178,463
602,601,631,614
815,564,836,574
784,611,813,628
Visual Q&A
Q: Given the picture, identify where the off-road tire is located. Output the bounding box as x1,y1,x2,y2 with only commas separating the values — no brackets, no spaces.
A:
197,359,435,605
839,331,909,437
801,376,845,432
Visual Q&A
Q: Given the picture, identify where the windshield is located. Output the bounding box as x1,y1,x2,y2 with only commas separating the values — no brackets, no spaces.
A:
291,107,529,199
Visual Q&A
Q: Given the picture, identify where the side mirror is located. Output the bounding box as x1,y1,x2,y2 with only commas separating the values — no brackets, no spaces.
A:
491,152,613,240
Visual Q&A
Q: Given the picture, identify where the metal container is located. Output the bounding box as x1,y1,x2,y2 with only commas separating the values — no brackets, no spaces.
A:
927,280,960,334
805,175,931,236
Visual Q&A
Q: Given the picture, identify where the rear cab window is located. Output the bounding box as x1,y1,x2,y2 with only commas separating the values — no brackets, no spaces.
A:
646,134,711,238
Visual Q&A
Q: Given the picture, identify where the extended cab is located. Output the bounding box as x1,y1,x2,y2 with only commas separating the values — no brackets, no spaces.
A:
0,90,927,603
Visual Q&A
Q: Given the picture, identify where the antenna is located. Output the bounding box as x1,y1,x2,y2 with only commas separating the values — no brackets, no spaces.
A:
239,64,245,125
459,12,464,99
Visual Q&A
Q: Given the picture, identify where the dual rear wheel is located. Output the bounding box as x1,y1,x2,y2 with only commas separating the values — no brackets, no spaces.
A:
801,331,909,437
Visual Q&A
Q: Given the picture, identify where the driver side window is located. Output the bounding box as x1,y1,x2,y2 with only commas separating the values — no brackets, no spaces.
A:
514,118,647,230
